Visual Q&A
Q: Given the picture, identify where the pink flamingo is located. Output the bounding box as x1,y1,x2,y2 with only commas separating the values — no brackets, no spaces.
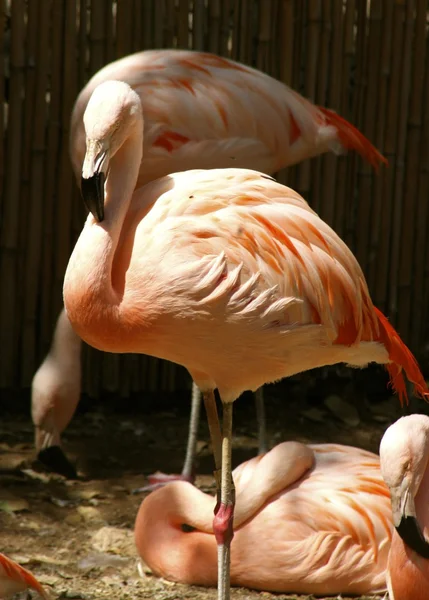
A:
62,80,426,600
33,49,386,483
380,414,429,600
135,441,392,595
31,309,81,478
0,553,50,599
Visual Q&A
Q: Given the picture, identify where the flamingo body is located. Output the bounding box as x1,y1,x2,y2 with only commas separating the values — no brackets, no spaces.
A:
70,49,386,189
34,47,387,476
64,157,425,403
135,441,392,594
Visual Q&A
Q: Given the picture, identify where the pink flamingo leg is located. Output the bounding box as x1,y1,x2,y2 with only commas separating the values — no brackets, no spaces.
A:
214,401,235,600
203,392,235,600
134,381,201,493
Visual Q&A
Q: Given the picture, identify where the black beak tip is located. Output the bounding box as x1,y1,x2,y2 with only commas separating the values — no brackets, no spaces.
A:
396,515,429,558
81,173,105,222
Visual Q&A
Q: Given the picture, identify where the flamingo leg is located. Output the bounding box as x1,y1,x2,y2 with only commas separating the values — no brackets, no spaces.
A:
254,387,268,455
134,382,202,493
202,390,223,495
214,401,235,600
181,381,201,478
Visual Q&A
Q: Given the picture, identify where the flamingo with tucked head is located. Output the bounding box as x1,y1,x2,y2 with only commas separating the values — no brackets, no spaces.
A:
33,48,387,483
135,441,392,595
62,80,426,600
380,414,429,600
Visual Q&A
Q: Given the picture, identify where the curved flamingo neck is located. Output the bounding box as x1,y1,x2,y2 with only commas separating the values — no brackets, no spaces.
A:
63,117,143,347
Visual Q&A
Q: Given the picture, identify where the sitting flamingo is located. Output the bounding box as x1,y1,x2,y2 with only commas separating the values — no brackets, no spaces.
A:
135,441,392,595
0,553,50,599
380,414,429,600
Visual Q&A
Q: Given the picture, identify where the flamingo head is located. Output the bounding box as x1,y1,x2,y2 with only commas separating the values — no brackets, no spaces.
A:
81,80,142,222
380,414,429,558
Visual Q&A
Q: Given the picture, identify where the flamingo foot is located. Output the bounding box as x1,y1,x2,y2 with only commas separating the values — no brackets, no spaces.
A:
37,446,78,479
132,470,195,494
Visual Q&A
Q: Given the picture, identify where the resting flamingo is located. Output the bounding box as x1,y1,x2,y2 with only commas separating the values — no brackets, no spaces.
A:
33,49,387,482
135,441,392,595
0,553,50,599
62,80,427,600
380,414,429,600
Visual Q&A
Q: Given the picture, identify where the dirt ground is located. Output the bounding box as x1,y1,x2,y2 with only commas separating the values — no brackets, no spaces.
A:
0,367,424,600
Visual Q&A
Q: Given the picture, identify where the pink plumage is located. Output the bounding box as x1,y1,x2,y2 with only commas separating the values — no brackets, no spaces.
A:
135,441,392,595
0,553,50,599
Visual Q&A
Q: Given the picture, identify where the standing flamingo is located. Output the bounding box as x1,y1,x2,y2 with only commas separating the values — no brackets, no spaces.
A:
380,414,429,599
33,49,386,481
62,80,426,600
0,553,50,599
135,441,392,595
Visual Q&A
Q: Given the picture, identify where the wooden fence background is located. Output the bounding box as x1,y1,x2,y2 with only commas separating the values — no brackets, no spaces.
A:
0,0,428,396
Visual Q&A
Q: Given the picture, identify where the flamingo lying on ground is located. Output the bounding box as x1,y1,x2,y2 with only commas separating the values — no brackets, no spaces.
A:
62,80,426,600
380,414,429,600
0,553,50,599
33,48,386,482
135,441,392,595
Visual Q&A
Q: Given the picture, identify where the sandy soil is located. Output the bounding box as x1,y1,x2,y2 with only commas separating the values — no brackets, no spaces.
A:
0,367,419,600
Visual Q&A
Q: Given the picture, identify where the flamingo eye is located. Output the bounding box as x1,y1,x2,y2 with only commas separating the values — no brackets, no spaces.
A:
180,523,196,533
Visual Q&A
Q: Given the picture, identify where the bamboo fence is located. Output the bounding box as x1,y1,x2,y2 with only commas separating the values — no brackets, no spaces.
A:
0,0,428,396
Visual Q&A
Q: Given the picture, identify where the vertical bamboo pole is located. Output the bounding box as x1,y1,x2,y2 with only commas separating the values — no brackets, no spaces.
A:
193,0,206,51
275,0,294,186
0,0,26,386
154,1,164,49
40,1,64,354
321,0,342,230
420,32,429,349
394,0,416,341
373,0,396,313
355,0,380,274
220,0,232,57
0,2,6,208
78,0,88,89
297,0,320,200
164,0,176,48
387,0,412,328
104,1,115,64
334,0,355,239
208,0,221,55
312,0,331,219
410,0,429,350
21,0,51,383
89,0,106,76
116,0,133,58
176,0,190,49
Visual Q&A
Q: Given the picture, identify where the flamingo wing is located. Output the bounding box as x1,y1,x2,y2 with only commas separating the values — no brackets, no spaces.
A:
0,553,50,599
70,49,385,184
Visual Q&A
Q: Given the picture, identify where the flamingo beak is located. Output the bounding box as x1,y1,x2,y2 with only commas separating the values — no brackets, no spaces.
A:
391,478,429,558
81,140,109,222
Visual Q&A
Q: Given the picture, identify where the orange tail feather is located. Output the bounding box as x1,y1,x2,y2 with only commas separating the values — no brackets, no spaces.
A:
318,106,388,171
374,307,429,405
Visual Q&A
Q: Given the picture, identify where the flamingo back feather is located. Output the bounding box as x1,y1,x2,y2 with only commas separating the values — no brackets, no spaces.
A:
373,308,429,405
318,107,388,171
